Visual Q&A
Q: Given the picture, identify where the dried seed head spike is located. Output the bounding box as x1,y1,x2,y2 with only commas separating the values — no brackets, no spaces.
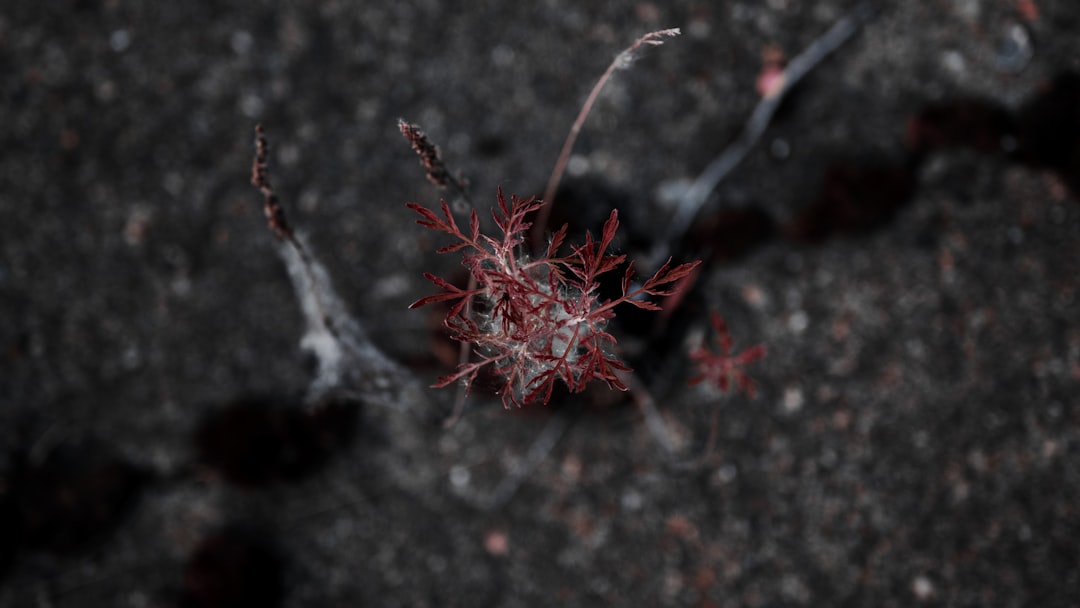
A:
398,119,467,193
251,124,293,241
614,27,681,69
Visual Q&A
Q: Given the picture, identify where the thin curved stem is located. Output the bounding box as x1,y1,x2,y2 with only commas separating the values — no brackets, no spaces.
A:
532,28,681,252
648,2,875,272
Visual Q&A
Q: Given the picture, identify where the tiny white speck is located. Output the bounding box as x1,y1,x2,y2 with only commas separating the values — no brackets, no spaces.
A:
770,138,790,159
621,489,643,511
1007,226,1024,245
567,154,590,177
278,143,300,167
819,448,837,468
1018,524,1032,541
170,275,191,297
715,464,737,483
912,575,934,600
231,30,254,55
110,29,131,53
449,465,470,488
491,44,515,67
782,386,804,413
163,172,184,197
427,554,448,573
122,345,141,370
788,310,809,334
941,50,965,74
688,19,712,38
372,274,410,299
240,93,265,119
655,178,693,210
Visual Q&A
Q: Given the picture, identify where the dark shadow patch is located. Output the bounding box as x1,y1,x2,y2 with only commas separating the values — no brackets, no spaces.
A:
787,71,1080,249
0,465,18,579
194,396,358,487
472,134,508,159
544,177,634,246
1015,71,1080,197
684,207,777,264
785,162,917,243
8,439,146,555
903,71,1080,200
905,99,1016,157
181,526,284,608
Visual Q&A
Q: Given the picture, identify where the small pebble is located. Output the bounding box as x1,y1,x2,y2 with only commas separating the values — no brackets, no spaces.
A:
993,22,1034,74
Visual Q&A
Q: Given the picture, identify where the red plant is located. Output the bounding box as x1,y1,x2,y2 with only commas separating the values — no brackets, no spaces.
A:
688,311,766,397
408,189,700,408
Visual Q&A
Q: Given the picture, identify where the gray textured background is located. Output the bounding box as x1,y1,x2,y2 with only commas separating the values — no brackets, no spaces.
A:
2,1,1079,606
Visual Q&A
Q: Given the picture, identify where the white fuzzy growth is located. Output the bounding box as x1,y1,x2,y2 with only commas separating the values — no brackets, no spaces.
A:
475,264,601,398
279,233,423,411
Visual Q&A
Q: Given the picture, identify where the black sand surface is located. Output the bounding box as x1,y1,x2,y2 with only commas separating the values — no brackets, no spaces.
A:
2,1,1079,606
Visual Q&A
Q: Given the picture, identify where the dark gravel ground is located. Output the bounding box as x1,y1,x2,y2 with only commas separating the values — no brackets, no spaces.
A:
2,1,1080,606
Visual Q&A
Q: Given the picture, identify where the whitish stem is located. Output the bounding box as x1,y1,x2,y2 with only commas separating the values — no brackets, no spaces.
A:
648,2,876,272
